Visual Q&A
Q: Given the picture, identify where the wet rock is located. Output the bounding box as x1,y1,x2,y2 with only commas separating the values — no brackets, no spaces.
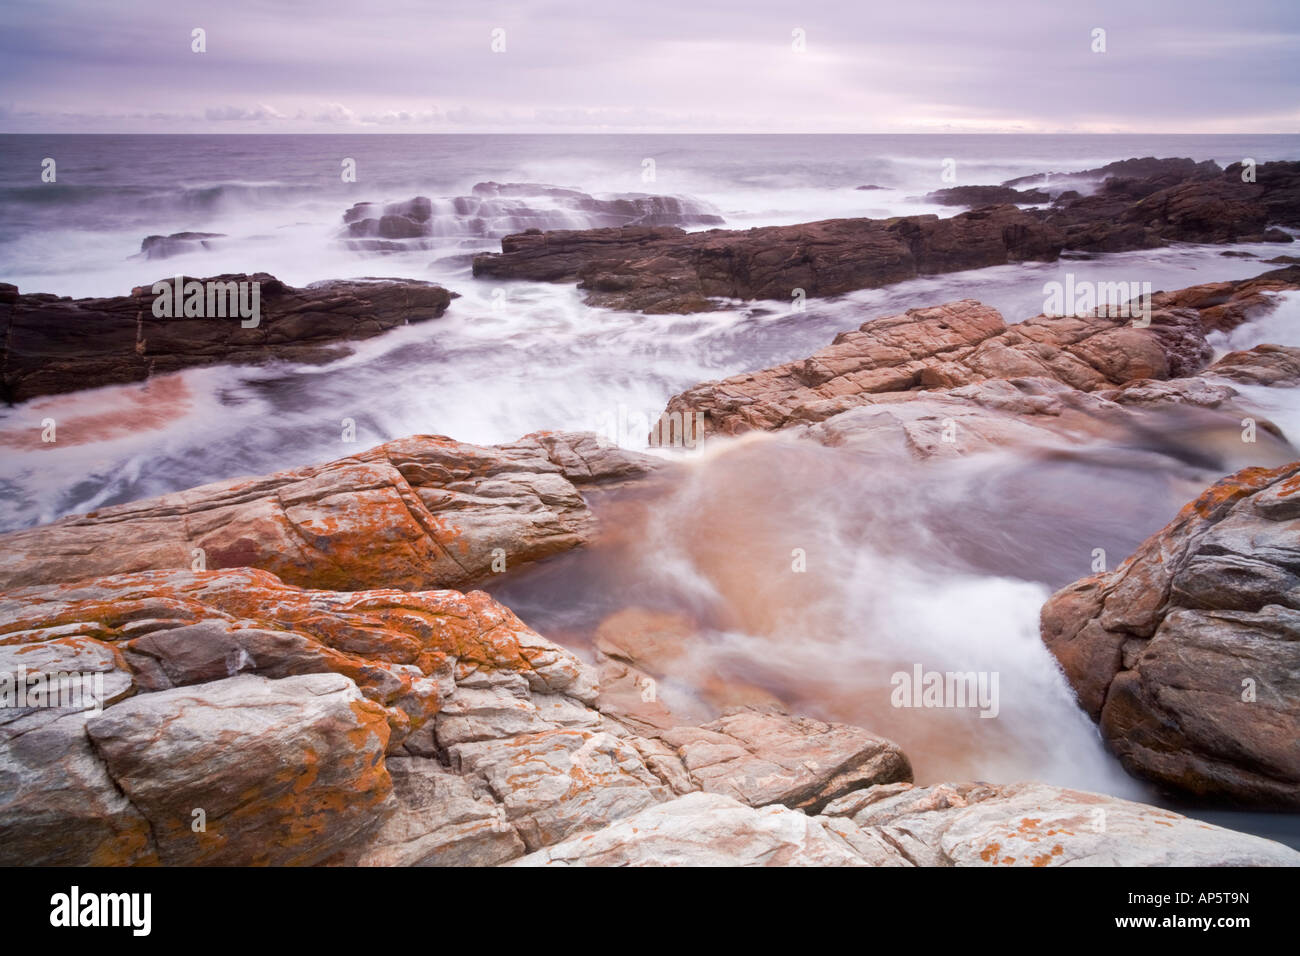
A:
341,183,723,251
0,274,456,403
659,272,1300,439
0,429,661,592
924,185,1050,206
473,205,1064,313
516,781,1300,866
1041,463,1300,807
138,232,228,260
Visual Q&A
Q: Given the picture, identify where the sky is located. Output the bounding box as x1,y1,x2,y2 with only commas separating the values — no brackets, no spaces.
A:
1,0,1297,133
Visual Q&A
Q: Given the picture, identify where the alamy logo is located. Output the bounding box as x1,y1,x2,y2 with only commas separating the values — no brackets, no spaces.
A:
1042,273,1152,327
1,668,105,716
890,664,1000,718
151,276,261,328
594,405,705,450
50,886,151,936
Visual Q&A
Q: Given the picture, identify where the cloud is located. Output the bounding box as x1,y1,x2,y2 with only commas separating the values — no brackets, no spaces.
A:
0,0,1298,132
204,103,287,122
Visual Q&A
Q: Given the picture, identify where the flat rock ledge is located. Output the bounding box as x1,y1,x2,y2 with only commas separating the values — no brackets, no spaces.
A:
0,430,661,593
0,273,456,403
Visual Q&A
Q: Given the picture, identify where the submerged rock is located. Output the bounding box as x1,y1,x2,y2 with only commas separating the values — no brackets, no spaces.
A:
341,182,723,251
138,232,228,260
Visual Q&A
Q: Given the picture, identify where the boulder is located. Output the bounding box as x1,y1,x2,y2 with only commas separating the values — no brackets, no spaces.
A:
138,232,228,260
85,673,395,865
925,185,1050,206
1041,463,1300,807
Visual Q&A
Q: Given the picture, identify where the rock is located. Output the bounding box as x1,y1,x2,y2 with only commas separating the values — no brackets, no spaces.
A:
661,298,1213,436
357,757,524,866
473,205,1065,313
1152,265,1300,333
446,727,669,851
925,185,1050,206
512,791,876,866
341,183,723,251
659,271,1300,439
1043,162,1300,251
516,781,1300,866
468,158,1300,314
655,710,912,812
85,673,395,865
1208,344,1300,387
0,429,661,592
819,781,1300,866
0,274,456,403
0,712,157,866
1041,463,1300,807
138,232,227,260
0,565,641,864
1003,156,1222,188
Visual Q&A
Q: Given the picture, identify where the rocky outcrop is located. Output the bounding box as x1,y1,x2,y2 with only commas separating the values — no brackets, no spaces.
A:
1041,463,1300,808
2,556,1291,865
1040,162,1299,252
472,160,1300,314
1002,156,1224,189
342,182,723,251
516,782,1300,866
0,565,912,866
0,430,661,593
659,271,1300,439
473,205,1065,313
661,299,1209,435
0,273,456,403
0,566,611,864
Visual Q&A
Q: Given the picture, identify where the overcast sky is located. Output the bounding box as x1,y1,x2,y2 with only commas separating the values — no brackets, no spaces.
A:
2,0,1297,133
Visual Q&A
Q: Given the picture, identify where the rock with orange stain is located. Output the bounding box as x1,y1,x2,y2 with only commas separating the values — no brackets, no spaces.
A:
820,782,1300,866
0,711,159,866
445,727,670,852
84,672,395,865
0,430,661,593
1042,462,1300,808
0,566,646,866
